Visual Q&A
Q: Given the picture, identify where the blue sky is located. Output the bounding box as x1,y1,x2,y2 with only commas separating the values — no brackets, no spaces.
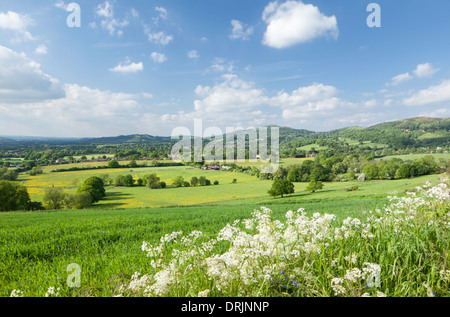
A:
0,0,449,137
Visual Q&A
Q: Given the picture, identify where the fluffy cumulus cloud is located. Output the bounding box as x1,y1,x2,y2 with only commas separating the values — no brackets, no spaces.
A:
262,1,338,49
161,74,272,128
150,52,167,63
0,83,148,137
95,1,129,36
0,45,65,103
403,80,450,106
109,61,143,74
230,20,254,40
270,83,354,120
0,11,35,42
387,63,439,86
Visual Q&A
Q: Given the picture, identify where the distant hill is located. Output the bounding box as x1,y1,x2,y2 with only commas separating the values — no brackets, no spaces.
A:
0,117,448,149
76,134,173,145
323,117,450,148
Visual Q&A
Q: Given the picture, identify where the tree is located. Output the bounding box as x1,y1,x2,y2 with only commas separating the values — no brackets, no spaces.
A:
108,160,120,168
173,176,185,188
77,177,105,203
306,180,324,193
190,176,199,187
0,168,18,181
363,163,379,180
199,176,208,186
0,180,31,212
123,175,134,187
128,160,138,168
268,179,295,198
43,187,67,210
114,175,125,187
143,173,162,189
65,192,92,209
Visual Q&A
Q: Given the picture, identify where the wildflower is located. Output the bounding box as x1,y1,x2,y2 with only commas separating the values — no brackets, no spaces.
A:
198,290,210,297
10,289,23,297
45,286,60,297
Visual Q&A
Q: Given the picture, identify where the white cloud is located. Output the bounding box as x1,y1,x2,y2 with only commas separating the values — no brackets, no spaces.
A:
109,61,143,74
161,74,271,128
0,45,65,103
95,1,129,36
150,52,167,63
262,1,338,49
388,72,413,86
0,11,35,42
230,20,254,40
403,80,450,106
413,63,439,78
387,62,439,86
270,83,353,120
96,1,114,18
35,44,48,55
0,83,145,137
187,50,199,59
208,57,234,73
147,31,173,45
155,7,167,20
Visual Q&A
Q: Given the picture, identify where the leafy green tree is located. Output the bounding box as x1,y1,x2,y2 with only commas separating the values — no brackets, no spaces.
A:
306,180,324,193
363,163,379,180
199,176,207,186
0,180,31,211
128,160,138,168
190,176,199,187
123,175,134,187
77,177,105,203
29,166,44,176
268,179,295,198
143,174,162,189
114,175,125,187
107,160,120,168
287,168,301,183
43,187,67,210
173,176,185,188
65,192,92,209
0,168,18,181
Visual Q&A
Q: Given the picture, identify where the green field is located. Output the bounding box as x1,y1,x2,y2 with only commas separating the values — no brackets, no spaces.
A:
1,154,449,297
379,153,450,162
2,159,447,297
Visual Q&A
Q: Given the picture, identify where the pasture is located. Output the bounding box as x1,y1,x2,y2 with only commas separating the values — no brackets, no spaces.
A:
1,155,448,297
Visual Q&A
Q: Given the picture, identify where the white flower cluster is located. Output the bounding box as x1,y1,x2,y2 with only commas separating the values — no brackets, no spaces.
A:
119,181,450,298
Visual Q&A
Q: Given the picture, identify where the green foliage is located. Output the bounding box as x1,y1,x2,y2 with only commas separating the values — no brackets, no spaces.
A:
107,160,120,168
29,166,43,176
173,176,185,188
0,180,31,211
65,192,93,210
190,176,199,187
43,187,67,210
0,167,18,181
268,179,295,198
306,180,324,193
142,174,162,189
77,177,105,203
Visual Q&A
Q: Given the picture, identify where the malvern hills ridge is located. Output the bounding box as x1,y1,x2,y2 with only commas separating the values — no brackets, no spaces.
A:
0,117,449,147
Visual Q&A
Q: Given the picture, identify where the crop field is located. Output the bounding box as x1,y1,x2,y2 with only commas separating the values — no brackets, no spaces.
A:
2,157,448,297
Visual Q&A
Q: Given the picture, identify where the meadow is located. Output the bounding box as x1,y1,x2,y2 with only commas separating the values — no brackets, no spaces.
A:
1,155,449,297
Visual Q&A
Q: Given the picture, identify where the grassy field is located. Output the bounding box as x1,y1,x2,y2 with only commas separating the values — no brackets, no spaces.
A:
2,156,448,297
0,194,392,297
379,153,450,162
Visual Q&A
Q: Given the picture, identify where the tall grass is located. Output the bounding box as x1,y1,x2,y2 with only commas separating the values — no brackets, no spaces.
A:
118,181,450,297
